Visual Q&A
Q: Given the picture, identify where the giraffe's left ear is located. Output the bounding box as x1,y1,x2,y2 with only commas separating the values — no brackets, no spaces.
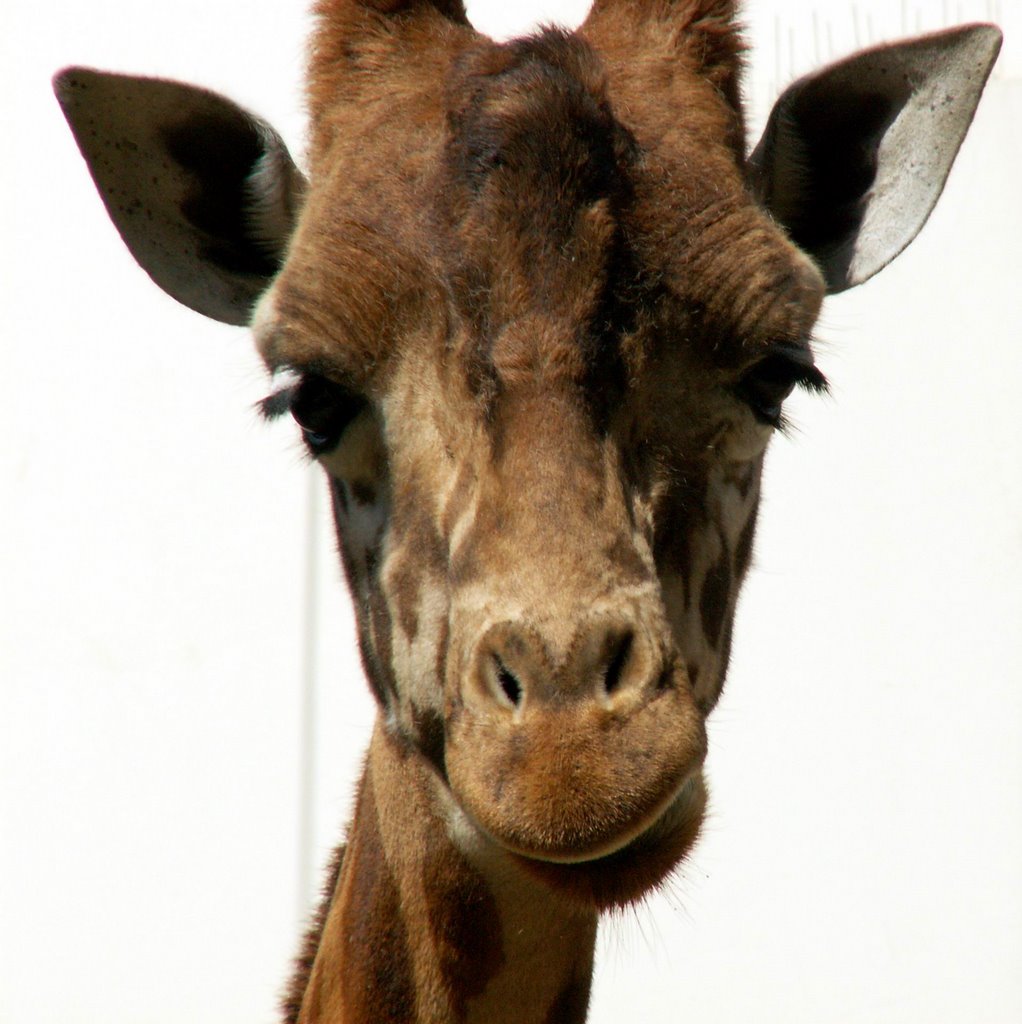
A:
749,24,1001,294
54,67,306,326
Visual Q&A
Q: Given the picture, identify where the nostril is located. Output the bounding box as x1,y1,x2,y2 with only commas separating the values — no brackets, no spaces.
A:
472,622,546,713
494,656,524,709
602,632,633,697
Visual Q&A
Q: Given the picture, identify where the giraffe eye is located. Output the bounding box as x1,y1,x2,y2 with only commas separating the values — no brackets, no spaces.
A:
735,345,827,427
289,373,366,453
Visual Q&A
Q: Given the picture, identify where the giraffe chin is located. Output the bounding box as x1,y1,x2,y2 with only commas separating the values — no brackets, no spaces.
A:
509,772,707,911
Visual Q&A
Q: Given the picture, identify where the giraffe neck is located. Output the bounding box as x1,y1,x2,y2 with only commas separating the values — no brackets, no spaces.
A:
295,719,598,1024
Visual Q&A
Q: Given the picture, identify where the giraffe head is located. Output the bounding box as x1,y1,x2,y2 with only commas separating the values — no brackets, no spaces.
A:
55,0,999,909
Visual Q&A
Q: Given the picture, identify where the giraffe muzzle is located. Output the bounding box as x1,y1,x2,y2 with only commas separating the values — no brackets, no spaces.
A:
445,612,707,863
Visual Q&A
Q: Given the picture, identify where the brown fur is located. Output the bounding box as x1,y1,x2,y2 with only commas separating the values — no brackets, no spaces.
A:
281,843,346,1024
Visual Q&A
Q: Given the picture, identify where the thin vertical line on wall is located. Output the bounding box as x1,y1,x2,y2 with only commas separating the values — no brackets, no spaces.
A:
297,467,319,922
773,15,781,102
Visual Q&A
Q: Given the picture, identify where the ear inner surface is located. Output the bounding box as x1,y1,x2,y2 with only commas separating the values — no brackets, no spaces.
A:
53,67,304,325
749,24,1002,292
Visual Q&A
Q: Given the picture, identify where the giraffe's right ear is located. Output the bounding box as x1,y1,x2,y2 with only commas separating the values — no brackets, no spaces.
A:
54,67,306,326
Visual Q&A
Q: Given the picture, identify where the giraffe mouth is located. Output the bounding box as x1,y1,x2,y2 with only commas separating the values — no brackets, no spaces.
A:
510,772,708,910
496,766,700,866
443,672,708,912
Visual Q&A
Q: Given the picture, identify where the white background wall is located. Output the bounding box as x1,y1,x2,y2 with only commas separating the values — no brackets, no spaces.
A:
2,1,1020,1022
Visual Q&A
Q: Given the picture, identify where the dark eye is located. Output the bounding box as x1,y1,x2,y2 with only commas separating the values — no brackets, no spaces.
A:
735,345,827,427
289,374,366,454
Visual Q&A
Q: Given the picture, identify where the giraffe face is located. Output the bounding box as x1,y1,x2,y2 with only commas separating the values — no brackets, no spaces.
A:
255,30,826,907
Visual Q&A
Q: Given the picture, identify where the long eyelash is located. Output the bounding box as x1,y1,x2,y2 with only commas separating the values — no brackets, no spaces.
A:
794,362,829,394
773,342,829,435
257,367,302,421
778,365,829,436
775,339,830,395
257,385,298,420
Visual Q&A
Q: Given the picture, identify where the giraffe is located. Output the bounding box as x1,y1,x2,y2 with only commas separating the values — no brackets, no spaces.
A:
53,1,1000,1021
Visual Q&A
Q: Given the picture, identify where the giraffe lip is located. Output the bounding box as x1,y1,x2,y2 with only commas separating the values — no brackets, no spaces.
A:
497,769,699,866
510,773,708,910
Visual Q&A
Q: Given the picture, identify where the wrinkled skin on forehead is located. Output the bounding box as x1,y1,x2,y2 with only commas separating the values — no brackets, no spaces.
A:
255,18,824,903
